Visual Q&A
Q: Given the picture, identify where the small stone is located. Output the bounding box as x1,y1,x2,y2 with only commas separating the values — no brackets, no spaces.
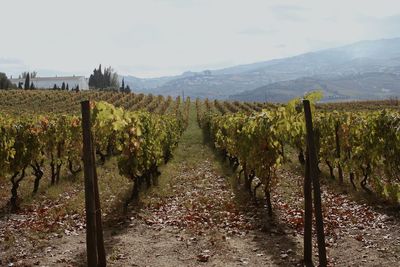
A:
197,253,210,262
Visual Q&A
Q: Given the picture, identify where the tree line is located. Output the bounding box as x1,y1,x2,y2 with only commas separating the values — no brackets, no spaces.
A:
0,72,80,91
0,72,15,89
1,66,132,93
0,72,41,90
52,82,80,91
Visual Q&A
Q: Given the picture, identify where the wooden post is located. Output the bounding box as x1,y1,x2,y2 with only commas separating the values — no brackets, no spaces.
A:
303,152,313,266
81,100,98,266
303,99,327,267
92,146,107,267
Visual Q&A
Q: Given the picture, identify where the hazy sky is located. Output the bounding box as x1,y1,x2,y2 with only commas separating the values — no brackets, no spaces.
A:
1,0,400,78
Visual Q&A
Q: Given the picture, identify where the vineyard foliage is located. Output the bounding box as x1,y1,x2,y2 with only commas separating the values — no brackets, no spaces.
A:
0,94,190,211
197,93,400,213
0,90,179,115
2,88,400,214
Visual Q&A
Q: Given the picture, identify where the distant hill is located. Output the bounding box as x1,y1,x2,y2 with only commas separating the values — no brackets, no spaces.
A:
124,37,400,100
229,72,400,102
122,74,183,91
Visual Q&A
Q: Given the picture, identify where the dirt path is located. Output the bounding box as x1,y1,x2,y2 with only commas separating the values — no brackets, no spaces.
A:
95,108,303,266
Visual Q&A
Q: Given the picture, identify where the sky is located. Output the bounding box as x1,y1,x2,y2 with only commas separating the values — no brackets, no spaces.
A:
1,0,400,78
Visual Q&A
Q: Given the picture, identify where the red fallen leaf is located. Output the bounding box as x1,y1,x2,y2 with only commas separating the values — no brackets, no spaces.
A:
288,217,303,227
355,235,363,242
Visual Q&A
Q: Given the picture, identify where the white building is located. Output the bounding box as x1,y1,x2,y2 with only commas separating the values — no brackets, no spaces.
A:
10,76,89,90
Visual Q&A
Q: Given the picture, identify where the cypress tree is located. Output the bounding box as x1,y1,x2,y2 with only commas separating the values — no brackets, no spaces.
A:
98,64,102,88
88,69,96,88
24,73,30,89
61,82,66,90
120,78,125,92
66,83,69,90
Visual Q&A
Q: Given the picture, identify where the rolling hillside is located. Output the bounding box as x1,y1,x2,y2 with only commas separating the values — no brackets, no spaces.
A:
124,37,400,100
229,72,400,102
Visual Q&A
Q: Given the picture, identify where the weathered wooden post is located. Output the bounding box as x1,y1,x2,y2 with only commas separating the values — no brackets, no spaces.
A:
81,100,106,266
81,100,98,266
303,99,327,267
92,148,106,267
303,152,313,266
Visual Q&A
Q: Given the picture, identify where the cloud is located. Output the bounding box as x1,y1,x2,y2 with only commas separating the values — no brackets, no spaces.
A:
0,58,27,76
1,0,400,77
358,14,400,39
0,57,83,77
112,25,162,48
150,0,204,8
238,28,276,36
269,5,308,22
275,44,286,49
0,58,24,65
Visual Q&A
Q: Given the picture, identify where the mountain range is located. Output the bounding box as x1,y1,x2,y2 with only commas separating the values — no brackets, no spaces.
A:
123,37,400,102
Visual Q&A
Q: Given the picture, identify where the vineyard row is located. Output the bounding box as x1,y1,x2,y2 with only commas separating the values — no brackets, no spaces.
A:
0,99,191,212
197,92,400,214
